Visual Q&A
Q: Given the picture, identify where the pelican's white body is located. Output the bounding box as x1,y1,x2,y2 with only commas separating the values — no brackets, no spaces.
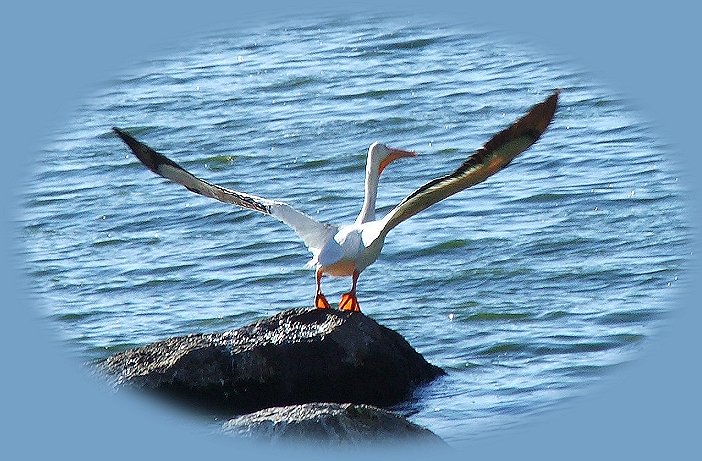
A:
307,142,402,278
314,220,387,277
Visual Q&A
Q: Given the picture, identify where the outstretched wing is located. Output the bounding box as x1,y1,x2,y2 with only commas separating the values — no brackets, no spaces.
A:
113,128,337,254
380,90,559,233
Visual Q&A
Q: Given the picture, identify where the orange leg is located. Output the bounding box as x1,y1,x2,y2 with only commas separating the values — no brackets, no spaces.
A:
314,267,330,309
339,269,361,312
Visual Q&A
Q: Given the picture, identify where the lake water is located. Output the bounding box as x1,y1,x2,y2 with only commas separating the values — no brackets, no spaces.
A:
18,14,690,444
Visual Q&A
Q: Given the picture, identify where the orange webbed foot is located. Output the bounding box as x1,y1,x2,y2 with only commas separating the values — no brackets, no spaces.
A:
315,293,331,309
339,293,361,312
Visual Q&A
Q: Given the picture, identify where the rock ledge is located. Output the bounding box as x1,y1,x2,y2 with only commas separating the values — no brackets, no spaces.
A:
99,308,445,414
222,402,446,445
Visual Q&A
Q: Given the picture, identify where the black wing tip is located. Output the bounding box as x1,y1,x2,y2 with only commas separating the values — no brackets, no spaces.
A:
532,89,560,124
514,89,561,140
112,126,133,145
537,89,561,129
543,88,563,118
112,126,169,174
479,90,559,155
112,126,143,151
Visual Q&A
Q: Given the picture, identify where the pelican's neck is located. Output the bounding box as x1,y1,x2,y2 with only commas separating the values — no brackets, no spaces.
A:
355,158,380,224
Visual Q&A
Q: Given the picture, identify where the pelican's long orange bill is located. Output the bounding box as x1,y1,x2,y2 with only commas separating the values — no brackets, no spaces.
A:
378,147,417,175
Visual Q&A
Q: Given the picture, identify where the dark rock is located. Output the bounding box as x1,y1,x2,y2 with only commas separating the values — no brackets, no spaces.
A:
222,402,446,446
98,308,445,414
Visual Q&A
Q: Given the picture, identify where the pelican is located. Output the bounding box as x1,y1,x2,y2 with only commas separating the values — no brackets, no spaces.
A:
114,90,558,312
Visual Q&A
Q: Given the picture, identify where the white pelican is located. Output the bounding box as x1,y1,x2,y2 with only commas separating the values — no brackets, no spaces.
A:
114,90,558,312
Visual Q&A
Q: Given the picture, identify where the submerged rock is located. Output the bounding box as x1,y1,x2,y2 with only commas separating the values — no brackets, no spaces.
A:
99,308,445,414
222,402,446,446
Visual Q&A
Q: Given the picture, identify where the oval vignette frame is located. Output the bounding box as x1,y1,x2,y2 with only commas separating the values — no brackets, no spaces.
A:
3,1,699,459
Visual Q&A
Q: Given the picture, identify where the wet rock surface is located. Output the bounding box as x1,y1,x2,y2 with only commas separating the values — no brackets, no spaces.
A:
99,308,445,415
222,402,446,446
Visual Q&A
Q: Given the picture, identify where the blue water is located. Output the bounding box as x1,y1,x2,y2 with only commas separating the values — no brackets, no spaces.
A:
19,14,690,444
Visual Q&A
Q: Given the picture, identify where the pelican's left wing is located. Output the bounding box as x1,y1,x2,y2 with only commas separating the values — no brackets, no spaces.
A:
113,128,337,254
380,90,559,234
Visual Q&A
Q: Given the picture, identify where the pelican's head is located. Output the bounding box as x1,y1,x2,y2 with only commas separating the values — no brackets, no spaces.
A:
368,142,416,176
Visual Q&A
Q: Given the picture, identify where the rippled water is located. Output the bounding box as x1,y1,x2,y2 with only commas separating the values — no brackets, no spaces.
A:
19,14,690,444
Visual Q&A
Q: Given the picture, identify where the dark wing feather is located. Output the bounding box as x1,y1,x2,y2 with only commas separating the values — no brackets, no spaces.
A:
381,90,559,233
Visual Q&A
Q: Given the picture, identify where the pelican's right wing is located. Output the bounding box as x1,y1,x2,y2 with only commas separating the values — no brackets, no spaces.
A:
113,128,337,254
380,90,559,234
